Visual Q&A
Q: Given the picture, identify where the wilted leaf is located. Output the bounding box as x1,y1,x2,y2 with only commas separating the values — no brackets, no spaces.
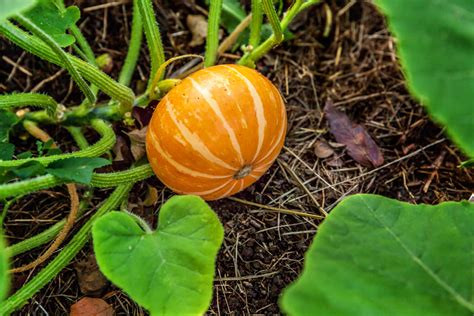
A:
280,194,474,315
142,184,159,207
23,0,80,47
92,195,224,315
0,0,37,21
187,15,208,47
126,127,147,161
70,297,113,316
0,110,19,143
0,143,14,161
325,100,384,168
313,140,334,159
132,101,157,129
74,254,108,296
46,157,111,184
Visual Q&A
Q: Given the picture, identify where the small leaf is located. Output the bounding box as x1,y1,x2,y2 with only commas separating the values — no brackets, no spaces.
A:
16,151,33,159
12,161,45,179
0,0,37,21
280,194,474,315
313,140,334,159
0,110,19,143
92,195,224,315
70,297,114,316
0,143,15,161
374,0,474,157
0,233,8,304
23,0,80,47
46,157,111,184
126,127,147,161
325,100,384,168
187,15,208,47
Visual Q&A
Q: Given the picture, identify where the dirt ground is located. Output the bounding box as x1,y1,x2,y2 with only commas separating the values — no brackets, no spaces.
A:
1,0,472,314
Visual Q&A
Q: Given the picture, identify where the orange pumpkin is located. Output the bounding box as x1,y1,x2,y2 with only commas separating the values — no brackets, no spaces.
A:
146,64,287,200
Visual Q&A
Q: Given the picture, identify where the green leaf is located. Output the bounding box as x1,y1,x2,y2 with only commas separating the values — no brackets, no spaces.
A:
0,143,14,161
280,194,474,315
0,232,8,303
374,0,474,157
92,195,224,315
0,110,19,143
16,152,33,159
23,0,80,47
0,0,37,21
12,161,45,179
46,157,110,184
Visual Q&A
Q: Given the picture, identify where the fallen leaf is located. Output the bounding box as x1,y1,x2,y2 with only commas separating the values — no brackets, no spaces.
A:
186,14,208,47
70,297,113,316
313,140,334,158
126,127,147,161
111,135,132,163
326,156,344,167
324,100,384,168
143,184,159,207
132,100,157,129
74,254,109,296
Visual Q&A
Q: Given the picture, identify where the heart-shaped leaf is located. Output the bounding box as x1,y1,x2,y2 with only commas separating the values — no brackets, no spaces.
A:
0,143,14,161
46,157,110,184
92,195,224,315
374,0,474,157
280,194,474,315
0,0,37,21
23,0,80,47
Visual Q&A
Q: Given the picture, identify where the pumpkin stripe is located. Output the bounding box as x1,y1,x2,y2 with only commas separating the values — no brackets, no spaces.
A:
215,182,238,200
187,179,233,196
148,127,228,179
223,65,267,161
165,98,238,172
188,77,244,164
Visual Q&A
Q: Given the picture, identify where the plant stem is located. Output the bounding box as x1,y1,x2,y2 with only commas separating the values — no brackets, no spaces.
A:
0,184,132,315
137,0,165,84
15,14,96,106
119,0,143,86
239,0,320,67
0,20,135,108
71,26,96,65
0,119,115,168
0,93,59,119
249,0,263,48
0,164,154,199
262,0,283,43
205,0,223,67
65,126,90,149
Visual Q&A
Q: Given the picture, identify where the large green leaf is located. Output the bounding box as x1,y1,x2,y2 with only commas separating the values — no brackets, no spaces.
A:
92,195,224,315
374,0,474,157
23,0,80,47
280,194,474,316
0,232,9,303
0,0,37,21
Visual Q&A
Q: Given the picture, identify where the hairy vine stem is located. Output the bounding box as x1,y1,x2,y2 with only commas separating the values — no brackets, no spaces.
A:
14,14,96,105
0,20,135,108
204,0,223,67
0,164,154,199
0,119,114,168
249,0,263,48
0,93,59,119
0,184,133,314
137,0,165,84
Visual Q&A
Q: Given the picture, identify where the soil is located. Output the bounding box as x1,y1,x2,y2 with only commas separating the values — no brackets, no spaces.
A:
1,0,472,315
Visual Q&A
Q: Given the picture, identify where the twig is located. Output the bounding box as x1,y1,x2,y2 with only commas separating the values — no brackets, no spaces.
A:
10,183,79,273
227,197,324,219
216,271,279,282
423,151,446,193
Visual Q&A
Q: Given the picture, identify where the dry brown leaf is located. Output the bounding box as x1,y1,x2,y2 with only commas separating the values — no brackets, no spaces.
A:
324,100,384,168
74,254,108,296
313,140,334,158
126,126,147,161
70,297,114,316
143,184,159,207
186,14,208,47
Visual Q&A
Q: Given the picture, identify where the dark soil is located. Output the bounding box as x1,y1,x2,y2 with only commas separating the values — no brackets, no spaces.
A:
1,0,472,315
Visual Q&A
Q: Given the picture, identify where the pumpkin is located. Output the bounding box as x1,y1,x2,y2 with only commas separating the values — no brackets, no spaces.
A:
146,64,287,200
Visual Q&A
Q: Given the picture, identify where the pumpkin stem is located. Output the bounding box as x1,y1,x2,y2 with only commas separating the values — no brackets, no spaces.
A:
234,165,253,179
